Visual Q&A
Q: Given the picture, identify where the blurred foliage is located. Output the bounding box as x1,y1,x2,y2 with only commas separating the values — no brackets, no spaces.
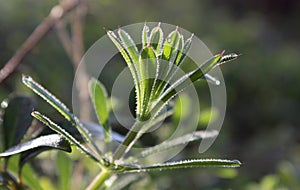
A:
0,0,300,189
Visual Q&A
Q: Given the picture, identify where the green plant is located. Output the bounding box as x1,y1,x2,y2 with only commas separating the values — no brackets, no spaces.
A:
0,23,240,189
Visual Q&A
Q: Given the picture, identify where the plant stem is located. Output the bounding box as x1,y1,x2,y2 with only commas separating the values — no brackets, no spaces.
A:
113,121,141,160
113,111,170,160
86,168,112,190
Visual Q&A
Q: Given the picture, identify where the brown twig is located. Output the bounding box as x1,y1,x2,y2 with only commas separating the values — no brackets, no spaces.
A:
55,20,73,60
71,0,92,120
0,0,81,83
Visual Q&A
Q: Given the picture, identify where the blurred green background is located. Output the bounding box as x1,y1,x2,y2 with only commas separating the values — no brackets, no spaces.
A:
1,0,300,189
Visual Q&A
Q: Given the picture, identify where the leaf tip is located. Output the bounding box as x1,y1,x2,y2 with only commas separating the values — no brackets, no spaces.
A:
220,50,225,56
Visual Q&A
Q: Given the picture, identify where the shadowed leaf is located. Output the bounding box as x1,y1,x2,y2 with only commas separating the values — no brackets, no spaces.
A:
31,111,100,163
1,95,36,150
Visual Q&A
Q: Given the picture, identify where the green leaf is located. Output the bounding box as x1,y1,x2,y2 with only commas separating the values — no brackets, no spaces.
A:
56,152,72,190
164,34,193,89
22,75,103,156
162,28,181,62
175,34,193,66
21,165,44,190
1,95,36,150
138,46,158,120
88,78,110,141
137,130,218,158
123,159,241,172
155,28,183,99
151,53,223,117
107,30,141,118
31,111,101,163
149,23,164,55
142,23,149,49
0,134,71,158
218,53,240,65
118,29,139,63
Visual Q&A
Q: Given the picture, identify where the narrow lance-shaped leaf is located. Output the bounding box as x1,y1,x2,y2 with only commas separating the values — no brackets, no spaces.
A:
149,23,164,55
22,75,103,156
154,29,182,99
0,134,71,158
165,34,193,90
88,78,111,142
137,130,218,158
138,46,158,120
118,29,139,63
122,159,241,173
142,23,149,49
31,111,101,164
157,34,184,96
161,28,181,62
1,95,36,150
107,30,141,118
175,34,194,66
151,53,223,117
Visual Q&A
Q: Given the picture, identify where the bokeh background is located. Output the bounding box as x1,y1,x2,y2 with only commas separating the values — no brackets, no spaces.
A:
1,0,300,189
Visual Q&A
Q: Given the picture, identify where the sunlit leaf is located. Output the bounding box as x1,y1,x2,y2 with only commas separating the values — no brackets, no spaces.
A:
107,30,141,118
138,46,158,120
175,34,193,66
155,28,183,98
151,53,223,117
142,23,149,49
22,75,103,156
88,78,110,141
123,159,241,172
137,130,218,158
118,29,139,63
149,23,164,55
0,134,71,158
162,28,181,62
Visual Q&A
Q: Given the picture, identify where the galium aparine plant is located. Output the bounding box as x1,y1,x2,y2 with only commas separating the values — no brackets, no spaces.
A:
0,23,240,190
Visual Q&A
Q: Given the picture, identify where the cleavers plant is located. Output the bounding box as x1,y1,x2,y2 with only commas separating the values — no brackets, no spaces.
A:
0,23,240,189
